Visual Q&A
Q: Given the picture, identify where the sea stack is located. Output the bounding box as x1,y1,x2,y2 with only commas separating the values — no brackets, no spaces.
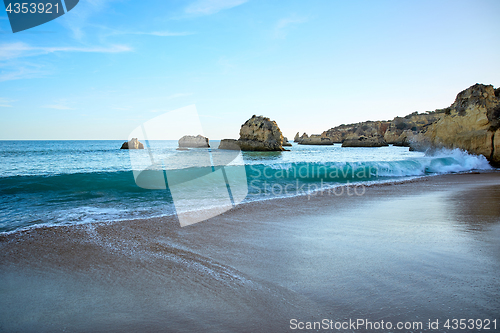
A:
294,133,309,143
178,135,210,148
120,138,144,149
218,139,240,150
218,115,285,151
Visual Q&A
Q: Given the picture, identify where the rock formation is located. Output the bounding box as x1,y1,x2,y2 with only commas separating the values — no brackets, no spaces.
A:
282,137,292,146
384,111,444,146
321,112,444,147
218,115,285,151
293,132,309,143
218,139,240,150
237,115,284,151
422,84,500,164
120,138,144,149
342,134,389,147
322,121,389,145
178,135,210,148
314,83,500,164
298,134,334,145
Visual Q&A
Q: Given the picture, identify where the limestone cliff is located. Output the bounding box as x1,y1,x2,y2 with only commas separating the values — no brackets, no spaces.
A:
317,83,500,164
298,134,334,145
423,84,500,164
342,134,388,147
322,121,389,145
384,111,444,145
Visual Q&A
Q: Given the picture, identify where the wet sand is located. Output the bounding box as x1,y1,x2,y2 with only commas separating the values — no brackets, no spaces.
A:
1,172,500,332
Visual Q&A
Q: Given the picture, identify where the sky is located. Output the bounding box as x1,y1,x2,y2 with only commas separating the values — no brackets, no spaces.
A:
1,0,499,140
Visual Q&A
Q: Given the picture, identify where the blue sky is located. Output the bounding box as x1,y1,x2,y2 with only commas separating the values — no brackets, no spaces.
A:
1,0,499,140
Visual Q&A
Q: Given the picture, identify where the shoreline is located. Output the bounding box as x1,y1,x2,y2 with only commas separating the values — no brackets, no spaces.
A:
1,171,500,332
1,169,498,237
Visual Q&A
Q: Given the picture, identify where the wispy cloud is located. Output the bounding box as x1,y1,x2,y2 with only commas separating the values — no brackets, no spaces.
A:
165,93,193,100
0,97,15,107
217,56,237,73
185,0,248,16
0,42,131,61
150,93,194,112
274,15,308,39
0,63,47,82
109,30,194,37
59,0,118,40
42,100,75,110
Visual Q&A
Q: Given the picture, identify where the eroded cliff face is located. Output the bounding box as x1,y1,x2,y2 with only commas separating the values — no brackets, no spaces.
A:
298,134,333,145
315,83,500,161
384,111,444,145
341,134,388,147
424,84,500,164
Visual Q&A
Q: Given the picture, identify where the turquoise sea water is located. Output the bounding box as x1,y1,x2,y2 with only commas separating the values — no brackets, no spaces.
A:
0,140,493,233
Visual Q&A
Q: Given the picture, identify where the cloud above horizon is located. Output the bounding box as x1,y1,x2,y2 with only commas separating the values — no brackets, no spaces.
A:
0,97,14,107
185,0,248,16
273,15,308,39
0,42,132,61
0,63,47,82
42,101,75,110
110,30,194,37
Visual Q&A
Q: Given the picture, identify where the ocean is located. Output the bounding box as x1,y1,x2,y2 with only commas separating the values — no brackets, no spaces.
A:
0,140,493,233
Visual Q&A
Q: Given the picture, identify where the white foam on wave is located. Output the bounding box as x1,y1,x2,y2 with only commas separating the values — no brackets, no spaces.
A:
375,148,492,177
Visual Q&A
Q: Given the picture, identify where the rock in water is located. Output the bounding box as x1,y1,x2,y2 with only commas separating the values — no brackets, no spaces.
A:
237,115,284,151
283,137,292,146
218,139,241,150
218,116,285,151
423,83,500,165
178,135,210,148
293,132,300,142
121,138,144,149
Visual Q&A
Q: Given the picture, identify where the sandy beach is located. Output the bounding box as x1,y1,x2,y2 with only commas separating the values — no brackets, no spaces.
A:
1,172,500,332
